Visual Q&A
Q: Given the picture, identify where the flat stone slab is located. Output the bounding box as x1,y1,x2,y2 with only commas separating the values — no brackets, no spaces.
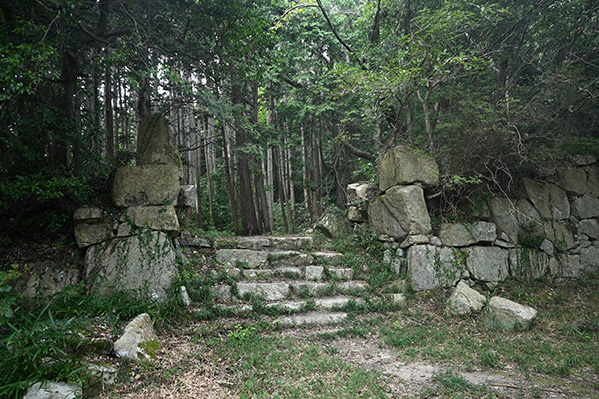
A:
215,249,269,269
339,281,369,292
328,268,353,280
215,236,313,250
483,296,538,330
274,311,347,326
242,269,274,280
236,282,290,301
315,296,365,309
312,251,344,263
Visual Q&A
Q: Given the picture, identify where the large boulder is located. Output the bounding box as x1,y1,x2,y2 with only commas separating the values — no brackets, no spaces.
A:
177,185,197,208
446,281,486,316
543,220,575,250
489,197,520,243
522,178,570,221
84,231,178,299
439,223,473,247
347,182,381,203
466,246,510,282
407,245,461,291
121,205,180,235
379,145,439,191
315,209,351,239
368,185,431,241
112,164,181,208
578,218,599,239
509,248,550,280
483,296,538,330
136,114,182,171
114,313,161,362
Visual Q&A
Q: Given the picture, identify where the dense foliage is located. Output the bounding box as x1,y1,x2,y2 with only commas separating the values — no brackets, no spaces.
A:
1,0,598,240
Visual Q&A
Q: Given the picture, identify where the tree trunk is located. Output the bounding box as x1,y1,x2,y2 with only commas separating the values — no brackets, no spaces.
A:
105,65,115,158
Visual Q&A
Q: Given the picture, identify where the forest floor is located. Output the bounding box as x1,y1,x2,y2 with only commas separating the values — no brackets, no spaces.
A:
98,279,599,399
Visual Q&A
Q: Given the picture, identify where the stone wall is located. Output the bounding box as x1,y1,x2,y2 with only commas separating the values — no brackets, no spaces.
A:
351,146,599,291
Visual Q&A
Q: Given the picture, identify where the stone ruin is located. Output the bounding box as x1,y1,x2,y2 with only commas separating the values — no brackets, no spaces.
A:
348,145,599,292
73,115,196,300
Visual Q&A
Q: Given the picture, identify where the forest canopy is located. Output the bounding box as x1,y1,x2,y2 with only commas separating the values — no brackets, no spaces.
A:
1,0,598,237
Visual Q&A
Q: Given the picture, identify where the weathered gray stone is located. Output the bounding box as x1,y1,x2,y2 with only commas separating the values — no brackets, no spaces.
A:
314,296,365,309
509,248,550,280
274,311,347,326
368,185,431,241
489,197,519,243
74,222,114,248
237,282,290,301
556,167,587,195
24,382,82,399
312,251,344,263
522,178,570,221
215,236,270,250
177,185,197,207
315,209,351,238
578,218,599,239
586,165,599,196
269,252,313,268
573,155,596,166
84,231,178,299
515,198,542,227
386,293,407,307
114,313,161,362
73,206,103,223
399,234,429,248
348,205,367,222
407,245,461,291
242,269,274,280
179,286,191,307
122,205,180,234
470,221,497,243
446,281,486,316
88,363,119,392
177,233,211,248
466,246,510,282
215,249,269,269
379,145,439,191
439,223,474,247
112,164,181,208
328,268,353,279
136,115,182,172
539,239,555,256
275,267,302,279
571,195,599,219
430,236,442,246
483,296,537,330
580,246,599,271
347,182,381,202
543,221,575,250
21,261,80,298
552,254,582,278
305,266,324,280
211,285,232,301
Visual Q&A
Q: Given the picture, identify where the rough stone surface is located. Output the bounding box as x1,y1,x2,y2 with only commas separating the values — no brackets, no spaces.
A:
586,165,599,196
379,145,439,191
315,209,351,238
543,220,575,250
122,205,180,235
368,185,432,241
556,167,587,195
21,261,80,298
269,252,313,268
470,221,497,243
112,164,181,208
580,246,599,272
446,281,486,316
347,182,381,202
555,254,583,278
466,246,509,282
215,249,269,269
578,218,599,239
136,115,182,172
73,206,102,223
348,205,367,222
488,197,519,243
23,381,82,399
399,234,429,248
236,282,290,301
571,195,599,219
305,266,324,280
574,155,596,166
74,222,114,248
407,245,461,291
509,248,550,280
177,185,197,207
439,223,474,247
483,296,538,330
84,231,178,299
114,313,161,362
274,311,347,326
539,239,555,256
522,178,570,220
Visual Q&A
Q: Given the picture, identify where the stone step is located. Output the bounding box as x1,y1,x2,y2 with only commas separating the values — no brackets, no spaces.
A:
238,266,354,281
215,236,313,251
230,280,369,302
274,311,347,327
215,296,365,315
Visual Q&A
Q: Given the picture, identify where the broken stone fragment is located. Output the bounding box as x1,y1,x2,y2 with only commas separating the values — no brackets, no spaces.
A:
73,206,103,223
446,281,486,316
114,313,161,362
483,296,538,330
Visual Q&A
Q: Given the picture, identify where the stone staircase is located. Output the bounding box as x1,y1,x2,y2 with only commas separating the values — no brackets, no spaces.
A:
179,235,380,327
